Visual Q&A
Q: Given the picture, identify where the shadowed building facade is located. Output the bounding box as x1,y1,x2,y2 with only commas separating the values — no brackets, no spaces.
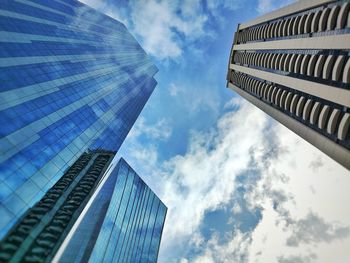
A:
0,152,167,263
0,0,158,239
56,157,167,263
227,0,350,170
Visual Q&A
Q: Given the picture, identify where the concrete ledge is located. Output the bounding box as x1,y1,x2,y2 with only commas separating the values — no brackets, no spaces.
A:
233,34,350,51
230,64,350,108
239,0,334,30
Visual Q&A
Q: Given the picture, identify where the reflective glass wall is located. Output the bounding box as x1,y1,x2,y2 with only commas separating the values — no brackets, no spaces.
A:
57,158,167,263
0,0,158,238
0,150,116,262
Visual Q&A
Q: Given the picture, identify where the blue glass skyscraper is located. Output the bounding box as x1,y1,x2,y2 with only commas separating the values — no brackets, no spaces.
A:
56,157,167,263
0,152,167,263
0,0,158,240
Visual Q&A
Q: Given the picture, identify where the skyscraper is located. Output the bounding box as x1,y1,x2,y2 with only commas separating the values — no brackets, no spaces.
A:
56,157,167,263
0,0,158,239
227,0,350,169
0,152,167,263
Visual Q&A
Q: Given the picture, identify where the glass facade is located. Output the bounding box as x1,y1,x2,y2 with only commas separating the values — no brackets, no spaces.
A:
0,150,116,262
0,152,167,263
55,157,167,263
0,0,158,239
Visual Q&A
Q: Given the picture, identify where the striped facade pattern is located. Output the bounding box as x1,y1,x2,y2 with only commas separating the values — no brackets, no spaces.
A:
232,50,350,86
227,0,350,169
0,150,115,262
0,0,158,239
236,1,350,43
57,158,167,263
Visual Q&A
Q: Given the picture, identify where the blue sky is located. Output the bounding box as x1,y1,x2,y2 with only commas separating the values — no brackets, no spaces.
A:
81,0,350,262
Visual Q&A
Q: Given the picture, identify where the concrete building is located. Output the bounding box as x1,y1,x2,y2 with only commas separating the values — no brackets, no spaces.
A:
227,0,350,169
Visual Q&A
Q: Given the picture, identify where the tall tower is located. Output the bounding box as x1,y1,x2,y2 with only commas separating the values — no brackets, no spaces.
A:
227,0,350,169
0,0,158,238
0,153,167,263
56,157,167,263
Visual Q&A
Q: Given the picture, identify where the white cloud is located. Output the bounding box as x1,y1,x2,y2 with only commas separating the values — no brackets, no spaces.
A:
80,0,240,60
308,154,324,172
158,99,267,244
117,117,172,194
121,97,350,262
122,0,211,60
121,98,270,260
224,97,242,109
286,212,350,247
229,113,350,263
130,0,185,59
169,83,183,97
128,117,172,141
232,203,242,214
175,103,350,263
191,231,252,263
278,253,317,263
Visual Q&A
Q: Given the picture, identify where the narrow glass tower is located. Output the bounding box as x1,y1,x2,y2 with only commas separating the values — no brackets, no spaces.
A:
0,153,167,263
56,157,167,263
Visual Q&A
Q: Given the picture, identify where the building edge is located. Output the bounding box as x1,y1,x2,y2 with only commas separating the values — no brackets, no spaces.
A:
228,82,350,170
